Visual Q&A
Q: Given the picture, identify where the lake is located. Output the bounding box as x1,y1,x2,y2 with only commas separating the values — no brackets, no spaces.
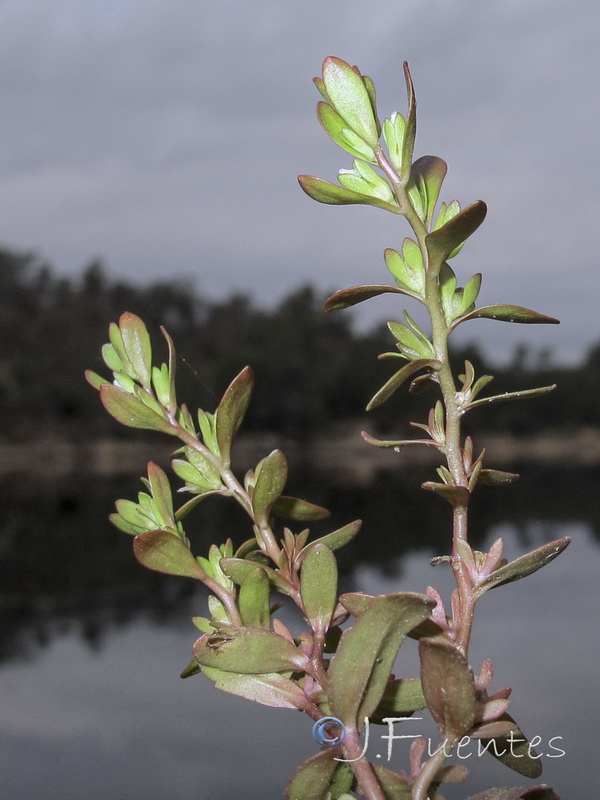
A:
0,462,597,799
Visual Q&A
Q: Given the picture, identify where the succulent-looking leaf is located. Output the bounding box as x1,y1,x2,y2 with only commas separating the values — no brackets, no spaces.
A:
338,160,395,203
146,462,174,527
84,369,107,390
300,543,338,633
425,200,488,271
215,366,254,465
100,384,174,434
271,495,330,521
383,112,406,171
367,359,440,411
201,665,311,711
252,449,288,525
101,342,122,372
285,751,338,800
328,593,434,728
193,627,308,674
388,320,435,360
119,312,152,388
453,304,560,328
161,325,177,413
410,155,448,226
370,765,412,798
463,384,556,413
239,567,271,629
321,57,379,149
324,284,415,312
419,639,476,739
133,530,207,580
297,520,362,561
220,557,295,595
400,62,417,181
476,537,570,594
478,469,519,486
464,790,561,800
422,482,471,506
184,446,223,488
474,714,543,778
361,430,441,449
370,677,426,723
298,175,402,214
180,657,201,678
317,101,377,162
384,244,425,296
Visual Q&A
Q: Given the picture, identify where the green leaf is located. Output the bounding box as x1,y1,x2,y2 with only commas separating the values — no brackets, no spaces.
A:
193,627,308,674
220,557,295,595
383,112,406,172
184,446,223,488
84,369,107,390
476,537,570,594
400,62,416,181
328,593,434,728
252,449,288,525
108,320,135,379
285,751,338,800
101,342,122,372
388,320,435,360
425,200,488,272
300,543,338,633
384,243,425,296
419,639,476,739
461,273,482,313
371,677,426,723
465,790,561,800
172,458,219,492
422,481,471,506
298,175,402,213
271,495,330,521
361,431,441,449
324,284,415,312
202,665,311,710
371,765,412,799
410,155,448,227
439,263,458,323
239,567,271,629
317,101,377,162
321,57,379,149
338,160,394,203
119,312,152,388
367,359,440,411
160,325,178,413
298,520,362,561
99,384,174,434
454,304,560,327
478,469,520,486
474,714,543,778
463,384,556,413
133,530,207,580
146,462,174,527
215,366,254,465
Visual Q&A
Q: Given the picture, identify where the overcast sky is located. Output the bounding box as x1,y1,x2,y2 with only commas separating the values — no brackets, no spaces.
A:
0,0,598,363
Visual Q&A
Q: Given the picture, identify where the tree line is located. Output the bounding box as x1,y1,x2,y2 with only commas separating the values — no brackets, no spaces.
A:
0,247,597,440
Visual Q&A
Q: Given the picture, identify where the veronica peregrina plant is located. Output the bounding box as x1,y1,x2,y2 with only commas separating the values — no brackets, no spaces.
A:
86,57,568,800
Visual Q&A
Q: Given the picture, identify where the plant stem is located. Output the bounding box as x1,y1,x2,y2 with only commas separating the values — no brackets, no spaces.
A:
411,738,452,800
342,728,387,800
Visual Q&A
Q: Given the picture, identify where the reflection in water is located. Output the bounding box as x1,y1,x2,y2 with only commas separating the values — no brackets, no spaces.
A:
0,467,598,797
0,466,599,663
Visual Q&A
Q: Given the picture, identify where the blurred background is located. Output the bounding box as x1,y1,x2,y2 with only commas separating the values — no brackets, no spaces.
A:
0,1,598,798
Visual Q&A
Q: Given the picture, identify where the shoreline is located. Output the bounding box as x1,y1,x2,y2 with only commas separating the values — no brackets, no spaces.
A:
1,426,600,479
